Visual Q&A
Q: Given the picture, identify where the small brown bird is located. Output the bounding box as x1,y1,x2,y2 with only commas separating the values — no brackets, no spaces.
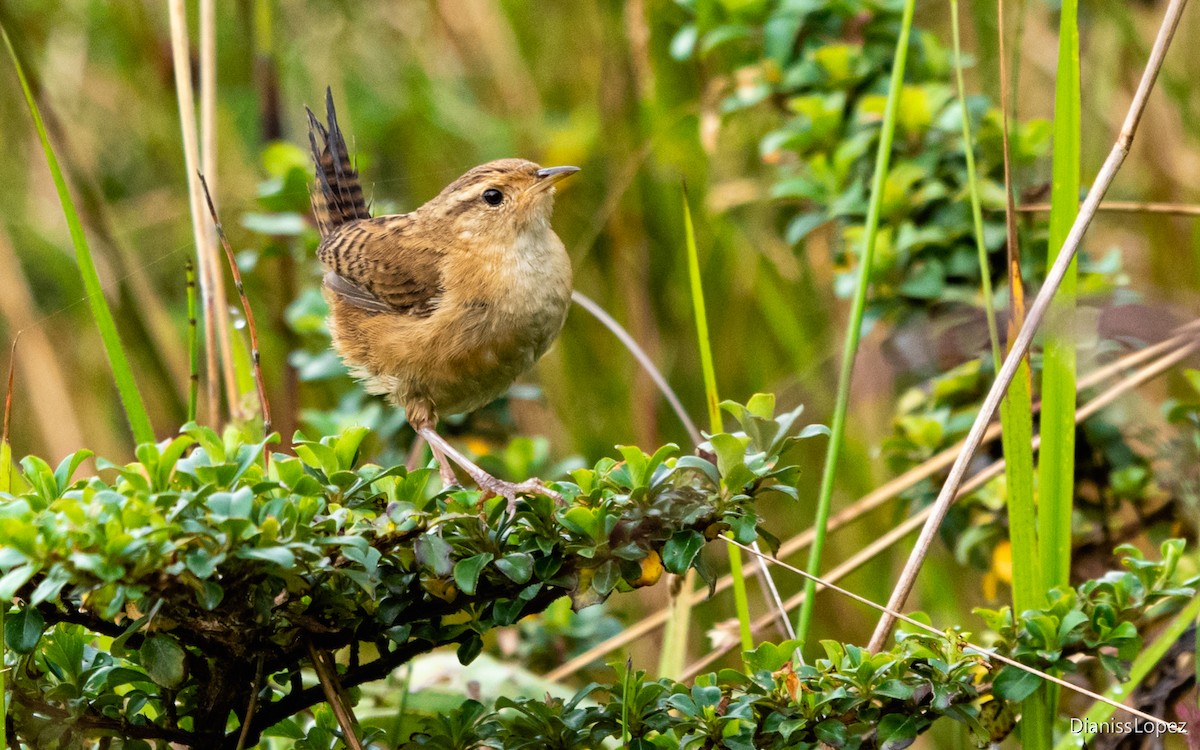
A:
307,89,576,506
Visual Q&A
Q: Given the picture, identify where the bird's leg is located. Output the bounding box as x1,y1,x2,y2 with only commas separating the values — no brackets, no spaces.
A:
404,433,430,472
426,438,459,489
416,426,563,512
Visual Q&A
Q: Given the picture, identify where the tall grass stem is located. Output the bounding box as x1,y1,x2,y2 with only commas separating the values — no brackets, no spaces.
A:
2,27,155,445
795,0,918,644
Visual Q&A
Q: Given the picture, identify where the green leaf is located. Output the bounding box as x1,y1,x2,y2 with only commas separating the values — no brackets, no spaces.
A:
237,546,296,568
662,530,705,574
815,719,848,746
140,635,186,688
0,565,36,600
877,713,923,749
709,433,750,479
561,506,602,541
52,450,94,495
992,665,1041,701
453,553,494,597
4,606,44,653
334,426,370,470
591,560,620,596
456,633,484,665
744,640,803,674
495,553,534,584
415,534,454,577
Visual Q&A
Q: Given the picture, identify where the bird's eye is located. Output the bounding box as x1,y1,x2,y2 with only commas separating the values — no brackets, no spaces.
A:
482,188,504,206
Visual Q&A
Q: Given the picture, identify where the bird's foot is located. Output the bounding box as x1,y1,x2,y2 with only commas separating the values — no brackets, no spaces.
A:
470,473,563,514
416,426,561,514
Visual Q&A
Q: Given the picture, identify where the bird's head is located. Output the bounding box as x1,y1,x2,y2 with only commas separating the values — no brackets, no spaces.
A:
423,158,579,243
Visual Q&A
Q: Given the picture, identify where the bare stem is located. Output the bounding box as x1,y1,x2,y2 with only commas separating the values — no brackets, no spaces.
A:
306,642,364,750
1015,200,1200,216
233,655,265,750
571,291,700,446
198,174,273,448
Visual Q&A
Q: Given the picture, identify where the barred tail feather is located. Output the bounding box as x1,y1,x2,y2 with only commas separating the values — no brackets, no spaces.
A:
307,87,370,237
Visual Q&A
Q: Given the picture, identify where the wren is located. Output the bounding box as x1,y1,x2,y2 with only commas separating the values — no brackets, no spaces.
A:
307,89,577,508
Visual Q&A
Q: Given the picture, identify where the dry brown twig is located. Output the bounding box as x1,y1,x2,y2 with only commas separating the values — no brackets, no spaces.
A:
198,174,274,448
867,0,1190,652
1016,200,1200,217
306,641,364,750
234,655,265,750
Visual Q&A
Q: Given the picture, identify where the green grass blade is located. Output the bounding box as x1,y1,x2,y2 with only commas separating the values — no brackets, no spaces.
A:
950,0,1001,369
186,259,199,424
682,187,721,434
1032,0,1081,741
795,0,917,645
2,27,155,445
657,189,753,679
1004,367,1048,749
1038,0,1081,596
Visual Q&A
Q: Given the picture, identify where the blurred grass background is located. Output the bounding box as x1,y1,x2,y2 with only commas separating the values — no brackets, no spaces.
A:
1,0,1198,683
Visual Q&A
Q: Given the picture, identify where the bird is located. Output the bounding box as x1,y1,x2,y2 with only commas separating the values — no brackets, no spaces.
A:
306,88,577,509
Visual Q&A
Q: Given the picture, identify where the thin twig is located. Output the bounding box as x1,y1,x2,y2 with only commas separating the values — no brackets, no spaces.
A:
727,538,1178,731
234,655,265,750
306,641,364,750
544,328,1200,682
998,0,1025,340
198,174,273,449
1015,200,1200,217
571,290,700,446
3,335,18,448
867,0,1190,652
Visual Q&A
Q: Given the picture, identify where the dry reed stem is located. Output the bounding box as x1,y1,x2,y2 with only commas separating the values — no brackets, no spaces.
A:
199,0,224,407
1016,200,1200,217
727,539,1177,731
234,655,265,750
166,0,237,426
4,336,17,446
867,0,1190,652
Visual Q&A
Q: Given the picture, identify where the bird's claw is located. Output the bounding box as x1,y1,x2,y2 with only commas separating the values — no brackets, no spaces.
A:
475,476,563,514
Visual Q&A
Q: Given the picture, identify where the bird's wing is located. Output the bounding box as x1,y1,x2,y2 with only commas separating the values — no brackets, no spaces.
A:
317,214,445,317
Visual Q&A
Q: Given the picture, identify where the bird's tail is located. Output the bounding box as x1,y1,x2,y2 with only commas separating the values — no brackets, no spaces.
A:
307,87,370,237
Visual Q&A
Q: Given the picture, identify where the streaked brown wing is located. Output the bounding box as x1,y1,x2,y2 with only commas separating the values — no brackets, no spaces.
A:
316,214,445,317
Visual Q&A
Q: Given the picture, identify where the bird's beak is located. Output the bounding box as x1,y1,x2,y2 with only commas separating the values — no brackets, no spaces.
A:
527,165,580,196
